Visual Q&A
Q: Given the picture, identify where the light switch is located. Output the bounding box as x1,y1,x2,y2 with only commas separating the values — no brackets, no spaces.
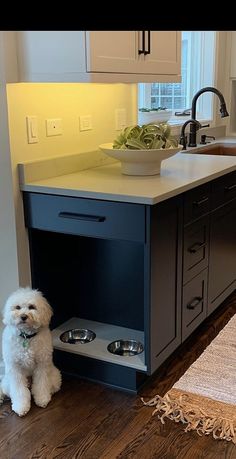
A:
26,116,38,144
46,118,62,136
79,115,92,131
115,109,127,130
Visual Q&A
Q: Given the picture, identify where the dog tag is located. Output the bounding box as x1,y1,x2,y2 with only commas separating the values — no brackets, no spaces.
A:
22,339,29,348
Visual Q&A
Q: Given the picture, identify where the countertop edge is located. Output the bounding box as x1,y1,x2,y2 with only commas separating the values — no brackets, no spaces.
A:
19,138,236,205
20,164,236,205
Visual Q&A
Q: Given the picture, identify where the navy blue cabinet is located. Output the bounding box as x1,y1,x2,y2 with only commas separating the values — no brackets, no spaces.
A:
208,171,236,313
23,192,182,391
22,172,236,392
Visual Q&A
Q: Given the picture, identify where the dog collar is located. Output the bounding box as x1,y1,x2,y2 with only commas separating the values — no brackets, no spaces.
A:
19,331,37,348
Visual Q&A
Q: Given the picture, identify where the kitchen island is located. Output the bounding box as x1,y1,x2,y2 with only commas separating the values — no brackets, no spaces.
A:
19,142,236,391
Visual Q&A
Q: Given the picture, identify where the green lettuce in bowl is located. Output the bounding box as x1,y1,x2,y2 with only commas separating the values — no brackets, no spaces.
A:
99,123,182,176
113,123,178,150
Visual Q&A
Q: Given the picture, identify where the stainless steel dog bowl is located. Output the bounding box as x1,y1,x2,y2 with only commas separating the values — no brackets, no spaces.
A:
60,328,96,344
107,339,144,356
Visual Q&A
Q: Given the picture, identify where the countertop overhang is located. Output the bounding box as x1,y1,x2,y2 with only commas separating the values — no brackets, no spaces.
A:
18,138,236,205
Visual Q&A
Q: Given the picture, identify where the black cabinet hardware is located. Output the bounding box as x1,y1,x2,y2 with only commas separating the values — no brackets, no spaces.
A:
58,212,106,223
188,241,206,253
193,196,209,207
139,31,151,55
144,31,151,55
187,296,203,310
225,184,236,192
138,31,145,55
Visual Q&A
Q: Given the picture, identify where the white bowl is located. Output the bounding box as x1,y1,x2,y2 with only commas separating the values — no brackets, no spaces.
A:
138,110,172,125
99,143,183,176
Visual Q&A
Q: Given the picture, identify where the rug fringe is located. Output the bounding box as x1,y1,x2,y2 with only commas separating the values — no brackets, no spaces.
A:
141,393,236,444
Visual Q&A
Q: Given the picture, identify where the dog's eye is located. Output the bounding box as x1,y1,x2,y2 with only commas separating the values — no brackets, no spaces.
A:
28,304,36,310
15,305,21,310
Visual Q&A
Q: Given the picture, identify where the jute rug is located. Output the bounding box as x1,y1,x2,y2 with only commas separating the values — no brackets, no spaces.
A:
142,313,236,444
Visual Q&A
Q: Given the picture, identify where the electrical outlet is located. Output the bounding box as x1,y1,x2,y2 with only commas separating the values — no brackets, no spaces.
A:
26,116,38,143
46,118,62,136
79,115,93,131
115,109,127,130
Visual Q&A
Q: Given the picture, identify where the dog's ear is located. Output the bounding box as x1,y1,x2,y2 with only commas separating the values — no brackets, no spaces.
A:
2,295,12,325
39,295,53,327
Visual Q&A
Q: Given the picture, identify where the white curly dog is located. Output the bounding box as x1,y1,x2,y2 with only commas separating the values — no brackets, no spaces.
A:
0,287,61,416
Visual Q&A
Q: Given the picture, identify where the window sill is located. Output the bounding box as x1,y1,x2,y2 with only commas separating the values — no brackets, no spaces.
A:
137,114,213,137
138,114,211,126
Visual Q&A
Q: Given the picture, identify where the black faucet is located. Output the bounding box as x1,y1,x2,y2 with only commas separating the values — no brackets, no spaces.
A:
188,86,229,148
179,119,202,150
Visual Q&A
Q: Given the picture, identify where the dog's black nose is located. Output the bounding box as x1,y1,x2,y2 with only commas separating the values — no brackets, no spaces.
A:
21,314,28,321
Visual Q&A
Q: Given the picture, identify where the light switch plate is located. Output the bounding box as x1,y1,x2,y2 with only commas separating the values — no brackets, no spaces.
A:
46,118,62,136
79,115,92,131
26,116,38,143
115,108,127,130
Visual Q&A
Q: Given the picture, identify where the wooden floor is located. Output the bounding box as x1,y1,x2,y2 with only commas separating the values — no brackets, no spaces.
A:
1,292,236,459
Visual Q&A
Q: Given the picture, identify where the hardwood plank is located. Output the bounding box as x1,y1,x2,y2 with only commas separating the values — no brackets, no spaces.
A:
0,291,235,459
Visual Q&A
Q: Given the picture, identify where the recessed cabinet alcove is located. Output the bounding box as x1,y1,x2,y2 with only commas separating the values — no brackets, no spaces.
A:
23,192,182,391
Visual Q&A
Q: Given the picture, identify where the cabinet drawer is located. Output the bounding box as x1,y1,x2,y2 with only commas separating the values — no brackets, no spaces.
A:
211,171,236,210
184,183,211,225
183,216,209,284
23,193,146,242
182,269,208,340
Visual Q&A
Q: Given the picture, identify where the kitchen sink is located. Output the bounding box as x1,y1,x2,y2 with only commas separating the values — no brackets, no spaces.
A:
190,143,236,156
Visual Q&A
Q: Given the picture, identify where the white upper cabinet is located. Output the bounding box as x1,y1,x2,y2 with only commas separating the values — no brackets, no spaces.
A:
86,32,140,74
17,31,181,83
140,31,180,75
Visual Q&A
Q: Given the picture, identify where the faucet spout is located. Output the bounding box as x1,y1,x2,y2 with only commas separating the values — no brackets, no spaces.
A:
188,86,229,147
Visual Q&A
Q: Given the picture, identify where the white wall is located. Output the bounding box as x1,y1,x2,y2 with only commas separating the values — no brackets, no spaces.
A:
0,32,20,361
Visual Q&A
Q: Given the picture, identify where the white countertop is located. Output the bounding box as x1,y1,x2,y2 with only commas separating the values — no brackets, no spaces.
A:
19,139,236,205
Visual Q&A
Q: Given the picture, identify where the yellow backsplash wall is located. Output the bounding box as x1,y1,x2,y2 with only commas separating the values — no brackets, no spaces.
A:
7,82,137,164
6,82,137,287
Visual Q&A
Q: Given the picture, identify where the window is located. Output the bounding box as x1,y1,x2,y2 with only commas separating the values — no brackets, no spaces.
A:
138,31,216,123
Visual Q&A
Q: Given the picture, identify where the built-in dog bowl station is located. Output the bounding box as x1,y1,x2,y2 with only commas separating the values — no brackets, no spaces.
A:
107,340,144,356
52,317,146,371
60,328,96,344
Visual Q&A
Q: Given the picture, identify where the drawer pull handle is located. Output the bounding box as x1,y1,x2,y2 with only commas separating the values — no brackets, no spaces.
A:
188,241,206,253
187,296,203,310
144,31,151,55
138,31,145,55
193,196,209,207
58,211,106,223
224,184,236,192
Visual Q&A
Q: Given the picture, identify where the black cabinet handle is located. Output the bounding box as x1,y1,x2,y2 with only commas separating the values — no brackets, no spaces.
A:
58,211,106,223
138,31,145,55
188,241,206,253
224,184,236,192
144,31,151,55
187,296,203,310
193,196,209,207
